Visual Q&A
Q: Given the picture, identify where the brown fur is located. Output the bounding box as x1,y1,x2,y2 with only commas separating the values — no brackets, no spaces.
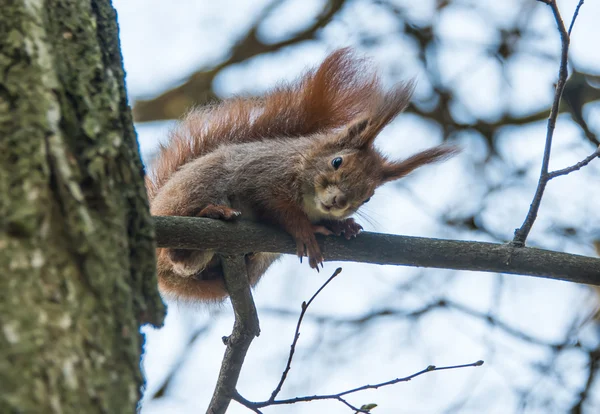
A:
145,48,378,201
146,49,459,302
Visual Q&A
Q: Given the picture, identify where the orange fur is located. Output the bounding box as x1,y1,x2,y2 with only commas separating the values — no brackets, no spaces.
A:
146,48,458,303
146,48,378,201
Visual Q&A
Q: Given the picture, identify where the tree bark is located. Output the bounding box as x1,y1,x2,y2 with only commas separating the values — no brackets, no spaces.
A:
0,1,164,413
154,216,600,284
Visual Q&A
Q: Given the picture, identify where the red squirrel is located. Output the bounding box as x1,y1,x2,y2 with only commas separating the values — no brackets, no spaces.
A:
146,48,458,302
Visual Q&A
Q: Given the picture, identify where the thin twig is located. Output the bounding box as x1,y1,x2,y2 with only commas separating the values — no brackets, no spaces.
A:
570,345,600,413
261,296,582,351
234,361,484,412
546,148,600,179
513,0,583,246
568,0,585,35
269,268,343,401
233,392,265,414
331,361,484,397
207,256,261,414
149,325,210,400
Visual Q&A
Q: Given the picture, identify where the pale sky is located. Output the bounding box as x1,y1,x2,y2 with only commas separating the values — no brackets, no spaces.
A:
112,0,600,412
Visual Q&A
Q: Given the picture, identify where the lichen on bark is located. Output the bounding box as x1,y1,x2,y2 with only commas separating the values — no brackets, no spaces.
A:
0,1,164,412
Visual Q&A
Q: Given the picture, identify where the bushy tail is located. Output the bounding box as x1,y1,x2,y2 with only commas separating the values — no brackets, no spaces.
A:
145,48,382,200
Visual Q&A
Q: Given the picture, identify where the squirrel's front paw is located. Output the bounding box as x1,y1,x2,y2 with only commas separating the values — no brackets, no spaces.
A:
295,233,324,271
322,218,363,240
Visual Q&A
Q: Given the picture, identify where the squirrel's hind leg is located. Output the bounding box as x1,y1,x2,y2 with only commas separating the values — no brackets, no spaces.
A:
169,249,216,277
196,204,242,220
166,204,242,276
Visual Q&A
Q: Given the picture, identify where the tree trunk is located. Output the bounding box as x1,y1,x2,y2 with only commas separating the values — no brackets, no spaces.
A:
0,1,164,413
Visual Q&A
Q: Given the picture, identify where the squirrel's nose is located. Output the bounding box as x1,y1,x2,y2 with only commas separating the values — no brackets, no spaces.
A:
332,194,348,209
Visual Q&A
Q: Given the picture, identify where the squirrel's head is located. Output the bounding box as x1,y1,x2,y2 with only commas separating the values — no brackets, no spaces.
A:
300,87,459,222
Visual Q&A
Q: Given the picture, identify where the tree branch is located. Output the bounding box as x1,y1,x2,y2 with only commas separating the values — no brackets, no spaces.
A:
234,361,484,412
150,324,210,400
207,255,261,414
568,0,585,35
227,267,483,413
261,297,581,350
154,216,600,285
512,0,586,246
269,268,343,402
546,147,600,179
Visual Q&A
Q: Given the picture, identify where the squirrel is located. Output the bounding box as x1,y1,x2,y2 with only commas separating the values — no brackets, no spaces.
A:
145,48,458,302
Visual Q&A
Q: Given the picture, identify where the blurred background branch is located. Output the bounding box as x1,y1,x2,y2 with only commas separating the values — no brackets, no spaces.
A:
132,0,347,122
131,0,600,153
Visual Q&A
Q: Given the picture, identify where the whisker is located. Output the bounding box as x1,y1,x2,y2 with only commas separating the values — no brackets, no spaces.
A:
355,208,380,229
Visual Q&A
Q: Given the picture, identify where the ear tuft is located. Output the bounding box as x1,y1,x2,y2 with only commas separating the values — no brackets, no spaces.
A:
381,145,460,182
358,80,417,147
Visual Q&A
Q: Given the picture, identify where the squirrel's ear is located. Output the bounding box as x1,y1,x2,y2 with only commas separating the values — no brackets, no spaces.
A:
334,118,370,148
380,145,459,182
331,80,417,150
358,80,416,148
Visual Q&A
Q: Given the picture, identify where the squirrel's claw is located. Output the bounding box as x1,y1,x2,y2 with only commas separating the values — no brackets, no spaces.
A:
295,234,324,270
342,218,363,239
320,218,363,239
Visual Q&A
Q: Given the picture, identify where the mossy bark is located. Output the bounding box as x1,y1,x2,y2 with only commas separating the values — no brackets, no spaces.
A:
0,1,165,413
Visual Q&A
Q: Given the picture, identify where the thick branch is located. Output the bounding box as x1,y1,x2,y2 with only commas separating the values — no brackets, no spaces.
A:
207,256,260,414
154,217,600,285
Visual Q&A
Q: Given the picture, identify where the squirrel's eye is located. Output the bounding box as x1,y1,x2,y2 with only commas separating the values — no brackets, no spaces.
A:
331,157,343,170
363,197,371,204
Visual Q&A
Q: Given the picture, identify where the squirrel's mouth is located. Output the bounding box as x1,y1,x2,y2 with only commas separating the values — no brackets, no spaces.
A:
320,202,348,218
320,203,333,212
